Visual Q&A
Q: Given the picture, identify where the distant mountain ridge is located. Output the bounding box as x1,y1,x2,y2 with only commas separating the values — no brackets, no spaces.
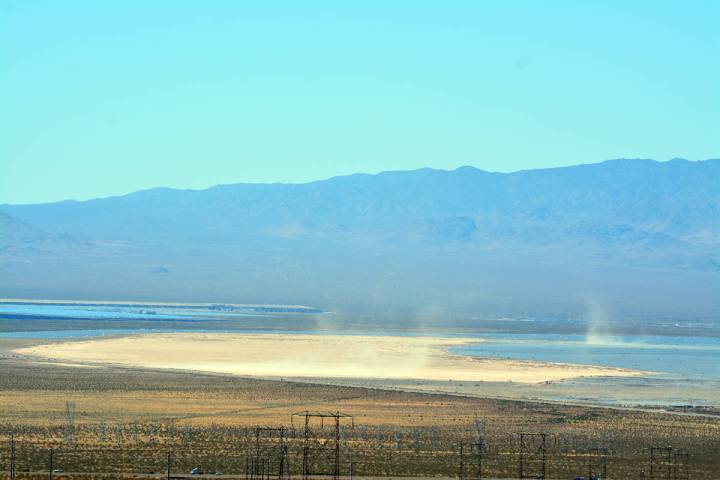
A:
3,158,719,244
1,158,718,320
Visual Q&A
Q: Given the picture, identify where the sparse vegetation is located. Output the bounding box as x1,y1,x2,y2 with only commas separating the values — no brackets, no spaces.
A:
1,356,718,478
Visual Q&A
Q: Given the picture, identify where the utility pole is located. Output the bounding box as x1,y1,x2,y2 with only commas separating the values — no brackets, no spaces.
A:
166,451,171,480
49,448,54,480
458,443,464,480
10,434,16,480
334,415,340,480
10,433,15,480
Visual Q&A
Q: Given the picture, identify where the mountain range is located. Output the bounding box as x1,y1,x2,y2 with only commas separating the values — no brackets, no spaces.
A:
1,158,718,322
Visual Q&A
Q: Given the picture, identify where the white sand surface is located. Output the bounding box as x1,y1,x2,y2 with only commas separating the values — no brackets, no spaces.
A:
15,333,644,384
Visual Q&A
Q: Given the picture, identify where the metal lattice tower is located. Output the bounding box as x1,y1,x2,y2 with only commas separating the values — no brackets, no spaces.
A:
245,426,291,480
672,450,690,480
649,446,673,480
458,440,486,480
518,432,548,480
458,419,487,480
64,401,76,444
586,447,612,480
291,411,353,480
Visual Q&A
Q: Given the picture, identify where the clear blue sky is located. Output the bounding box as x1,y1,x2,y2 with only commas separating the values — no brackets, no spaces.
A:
1,1,718,204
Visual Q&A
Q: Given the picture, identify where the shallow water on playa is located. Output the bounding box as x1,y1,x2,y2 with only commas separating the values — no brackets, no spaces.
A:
451,333,720,380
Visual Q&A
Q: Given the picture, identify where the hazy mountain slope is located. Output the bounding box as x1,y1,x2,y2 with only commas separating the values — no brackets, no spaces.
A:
0,212,47,247
3,158,718,245
0,212,90,258
1,159,718,320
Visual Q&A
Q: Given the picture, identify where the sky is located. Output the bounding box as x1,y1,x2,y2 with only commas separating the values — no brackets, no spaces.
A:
1,1,719,204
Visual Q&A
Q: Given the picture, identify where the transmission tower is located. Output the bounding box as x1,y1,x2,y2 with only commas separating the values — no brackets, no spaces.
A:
291,411,353,480
518,432,548,480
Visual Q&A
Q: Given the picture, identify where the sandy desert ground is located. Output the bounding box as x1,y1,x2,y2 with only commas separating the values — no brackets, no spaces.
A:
0,344,718,478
